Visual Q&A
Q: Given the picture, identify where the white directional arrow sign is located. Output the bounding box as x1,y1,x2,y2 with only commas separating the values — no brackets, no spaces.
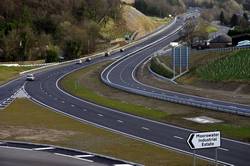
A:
187,131,221,150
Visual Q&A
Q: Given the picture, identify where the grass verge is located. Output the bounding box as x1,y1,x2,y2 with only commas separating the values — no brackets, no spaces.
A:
0,99,209,166
0,66,34,85
61,64,168,121
60,62,250,142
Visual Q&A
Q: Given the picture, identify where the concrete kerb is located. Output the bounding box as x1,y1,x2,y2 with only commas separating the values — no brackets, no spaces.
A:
0,140,142,166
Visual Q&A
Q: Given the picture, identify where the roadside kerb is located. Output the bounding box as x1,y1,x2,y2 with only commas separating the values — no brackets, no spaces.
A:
0,140,142,166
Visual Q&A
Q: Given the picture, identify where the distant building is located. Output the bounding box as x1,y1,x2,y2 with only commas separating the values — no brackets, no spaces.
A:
191,37,209,50
232,33,250,46
209,34,232,48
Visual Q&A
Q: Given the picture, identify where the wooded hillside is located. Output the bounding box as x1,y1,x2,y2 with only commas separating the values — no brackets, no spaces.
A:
0,0,121,62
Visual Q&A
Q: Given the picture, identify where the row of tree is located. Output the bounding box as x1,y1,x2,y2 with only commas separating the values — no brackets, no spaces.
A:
0,0,121,62
220,11,249,27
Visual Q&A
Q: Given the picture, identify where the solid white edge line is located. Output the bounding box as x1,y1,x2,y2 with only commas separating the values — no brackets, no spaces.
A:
54,153,94,163
33,147,55,151
18,12,236,166
74,155,94,158
26,88,234,166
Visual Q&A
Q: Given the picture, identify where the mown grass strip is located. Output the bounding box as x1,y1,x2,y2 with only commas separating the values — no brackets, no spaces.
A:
61,64,168,121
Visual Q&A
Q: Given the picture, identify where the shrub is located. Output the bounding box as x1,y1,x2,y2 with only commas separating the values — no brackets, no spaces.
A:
45,45,59,63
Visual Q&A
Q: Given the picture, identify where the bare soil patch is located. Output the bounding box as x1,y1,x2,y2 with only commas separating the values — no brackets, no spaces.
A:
0,126,77,142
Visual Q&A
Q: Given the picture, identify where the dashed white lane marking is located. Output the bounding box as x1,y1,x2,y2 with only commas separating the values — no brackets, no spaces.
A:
33,147,55,151
174,136,184,140
54,153,94,163
141,127,150,131
219,147,229,152
61,101,65,103
71,105,75,107
74,155,94,158
117,120,124,123
98,114,104,117
83,109,87,112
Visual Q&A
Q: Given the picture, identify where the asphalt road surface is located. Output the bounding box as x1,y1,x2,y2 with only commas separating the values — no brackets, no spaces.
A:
1,12,250,166
0,147,104,166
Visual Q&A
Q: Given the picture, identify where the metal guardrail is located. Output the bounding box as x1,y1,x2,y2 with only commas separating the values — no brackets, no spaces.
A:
191,46,250,54
102,76,250,117
101,14,250,117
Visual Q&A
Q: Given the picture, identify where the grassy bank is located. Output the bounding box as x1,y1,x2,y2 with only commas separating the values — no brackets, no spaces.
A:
60,62,250,142
0,99,208,166
0,66,34,85
150,57,173,78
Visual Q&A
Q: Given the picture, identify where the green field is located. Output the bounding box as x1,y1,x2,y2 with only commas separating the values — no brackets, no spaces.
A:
0,66,34,85
196,50,250,82
0,99,209,166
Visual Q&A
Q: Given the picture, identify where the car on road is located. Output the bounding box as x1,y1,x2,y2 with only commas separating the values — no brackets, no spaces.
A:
26,74,35,81
76,59,82,64
105,52,111,57
120,48,125,52
85,57,91,62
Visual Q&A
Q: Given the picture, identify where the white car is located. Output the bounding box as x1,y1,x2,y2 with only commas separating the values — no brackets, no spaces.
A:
26,74,35,81
76,59,82,64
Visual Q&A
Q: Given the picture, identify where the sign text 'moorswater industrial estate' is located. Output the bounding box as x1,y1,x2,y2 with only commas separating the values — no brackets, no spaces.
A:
187,131,221,150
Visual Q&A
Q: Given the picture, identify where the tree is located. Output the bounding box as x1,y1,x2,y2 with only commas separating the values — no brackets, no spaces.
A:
64,40,82,60
220,11,225,25
243,12,249,21
45,45,59,63
230,14,240,27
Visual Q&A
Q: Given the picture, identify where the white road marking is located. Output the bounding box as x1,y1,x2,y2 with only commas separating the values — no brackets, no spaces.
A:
83,109,87,112
117,120,124,123
219,147,229,152
61,101,65,103
142,127,150,131
33,147,55,151
174,136,184,140
54,153,94,163
98,114,104,117
0,146,32,151
74,155,94,158
71,105,75,107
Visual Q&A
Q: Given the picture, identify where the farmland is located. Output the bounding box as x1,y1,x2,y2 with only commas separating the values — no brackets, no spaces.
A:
196,50,250,82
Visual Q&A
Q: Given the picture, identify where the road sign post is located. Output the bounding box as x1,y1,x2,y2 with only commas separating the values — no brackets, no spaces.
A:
187,131,221,166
